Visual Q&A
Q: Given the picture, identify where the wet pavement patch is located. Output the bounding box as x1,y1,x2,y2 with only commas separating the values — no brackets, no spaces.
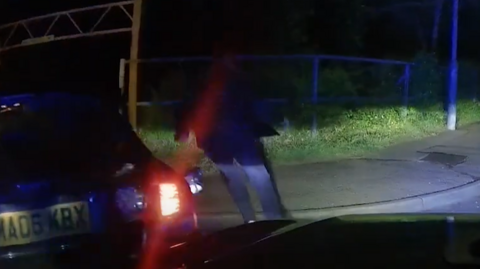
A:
421,152,467,167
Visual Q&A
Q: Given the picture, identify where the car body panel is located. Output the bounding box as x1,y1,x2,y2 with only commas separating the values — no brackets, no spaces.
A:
0,92,197,261
171,214,480,269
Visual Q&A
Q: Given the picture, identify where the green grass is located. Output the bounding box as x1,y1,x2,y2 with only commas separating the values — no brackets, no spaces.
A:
137,100,480,172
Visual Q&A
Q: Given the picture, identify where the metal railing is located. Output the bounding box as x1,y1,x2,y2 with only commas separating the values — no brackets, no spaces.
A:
120,54,414,132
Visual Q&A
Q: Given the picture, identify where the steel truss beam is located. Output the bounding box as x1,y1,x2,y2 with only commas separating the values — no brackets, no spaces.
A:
0,1,134,52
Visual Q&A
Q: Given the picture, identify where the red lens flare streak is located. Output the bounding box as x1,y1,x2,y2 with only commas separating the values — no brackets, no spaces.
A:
137,59,230,269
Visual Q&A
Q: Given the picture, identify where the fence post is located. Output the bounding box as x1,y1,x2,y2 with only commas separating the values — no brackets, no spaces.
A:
311,57,320,134
473,69,478,102
128,0,143,131
119,58,126,115
402,64,411,118
283,113,290,132
447,0,459,131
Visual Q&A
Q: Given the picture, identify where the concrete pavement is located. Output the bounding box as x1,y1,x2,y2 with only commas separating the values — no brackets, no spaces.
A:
426,195,480,213
196,123,480,231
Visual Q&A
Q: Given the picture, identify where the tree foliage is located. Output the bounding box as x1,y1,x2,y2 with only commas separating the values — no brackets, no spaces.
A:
365,0,480,54
312,0,367,54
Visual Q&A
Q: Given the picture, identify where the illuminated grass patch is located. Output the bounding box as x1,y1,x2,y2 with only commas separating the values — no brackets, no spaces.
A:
138,100,480,172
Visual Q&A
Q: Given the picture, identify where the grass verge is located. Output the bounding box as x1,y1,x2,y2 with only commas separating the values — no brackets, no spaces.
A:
138,100,480,172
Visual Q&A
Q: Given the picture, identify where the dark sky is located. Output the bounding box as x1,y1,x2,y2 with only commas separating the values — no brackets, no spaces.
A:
0,0,479,101
0,0,131,100
0,0,120,24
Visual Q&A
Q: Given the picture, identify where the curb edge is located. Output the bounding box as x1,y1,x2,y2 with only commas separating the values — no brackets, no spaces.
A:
199,179,480,222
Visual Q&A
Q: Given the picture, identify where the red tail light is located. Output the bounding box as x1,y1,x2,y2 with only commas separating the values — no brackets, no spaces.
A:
159,183,180,216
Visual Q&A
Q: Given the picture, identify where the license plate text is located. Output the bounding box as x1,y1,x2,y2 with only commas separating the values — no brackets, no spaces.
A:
0,202,90,247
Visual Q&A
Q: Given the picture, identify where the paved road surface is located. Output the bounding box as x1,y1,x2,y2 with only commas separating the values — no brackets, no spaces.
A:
198,196,480,234
194,159,475,214
426,196,480,213
193,124,480,216
194,123,480,232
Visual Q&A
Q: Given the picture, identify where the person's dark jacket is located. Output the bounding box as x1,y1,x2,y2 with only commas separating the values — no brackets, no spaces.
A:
174,63,278,150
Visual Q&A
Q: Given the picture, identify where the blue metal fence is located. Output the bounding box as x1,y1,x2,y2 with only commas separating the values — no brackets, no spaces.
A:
123,54,476,132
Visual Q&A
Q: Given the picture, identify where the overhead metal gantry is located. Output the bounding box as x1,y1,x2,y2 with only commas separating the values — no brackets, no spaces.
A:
0,1,134,52
0,0,143,129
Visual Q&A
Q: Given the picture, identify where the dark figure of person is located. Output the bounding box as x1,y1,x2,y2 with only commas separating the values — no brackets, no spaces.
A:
253,139,292,219
174,54,286,222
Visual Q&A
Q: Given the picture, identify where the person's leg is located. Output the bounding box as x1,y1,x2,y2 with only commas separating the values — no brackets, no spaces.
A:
235,138,283,220
216,167,256,222
254,139,291,219
205,148,256,223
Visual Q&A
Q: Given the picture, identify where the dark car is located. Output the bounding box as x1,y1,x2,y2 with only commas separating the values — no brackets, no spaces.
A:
0,93,197,263
162,214,480,269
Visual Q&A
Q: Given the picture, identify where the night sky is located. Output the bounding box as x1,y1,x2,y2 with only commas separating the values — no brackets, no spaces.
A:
0,0,479,102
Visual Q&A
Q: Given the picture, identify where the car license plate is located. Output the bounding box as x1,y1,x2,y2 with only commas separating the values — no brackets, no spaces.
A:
0,202,90,247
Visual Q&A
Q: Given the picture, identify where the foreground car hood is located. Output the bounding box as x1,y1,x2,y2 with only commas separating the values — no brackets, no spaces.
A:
171,214,480,269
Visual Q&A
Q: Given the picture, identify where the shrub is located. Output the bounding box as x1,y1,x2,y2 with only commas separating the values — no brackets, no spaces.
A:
319,66,358,97
136,53,480,173
410,52,443,100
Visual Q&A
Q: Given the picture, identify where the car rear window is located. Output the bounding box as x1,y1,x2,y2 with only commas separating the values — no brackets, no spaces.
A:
0,93,130,178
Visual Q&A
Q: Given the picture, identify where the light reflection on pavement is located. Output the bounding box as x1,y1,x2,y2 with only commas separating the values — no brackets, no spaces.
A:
425,196,480,213
198,194,480,234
